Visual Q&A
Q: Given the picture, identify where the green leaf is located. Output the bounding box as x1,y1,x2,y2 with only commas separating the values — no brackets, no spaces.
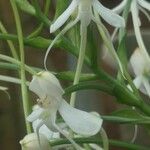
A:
24,36,50,49
64,82,113,96
110,108,150,124
56,71,98,82
15,0,36,15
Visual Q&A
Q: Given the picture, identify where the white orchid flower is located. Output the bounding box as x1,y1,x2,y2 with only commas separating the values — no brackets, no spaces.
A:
20,133,50,150
113,0,150,61
27,71,103,150
130,48,150,97
44,0,125,107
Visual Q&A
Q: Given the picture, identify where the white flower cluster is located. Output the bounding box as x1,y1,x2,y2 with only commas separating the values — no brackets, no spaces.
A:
20,71,103,150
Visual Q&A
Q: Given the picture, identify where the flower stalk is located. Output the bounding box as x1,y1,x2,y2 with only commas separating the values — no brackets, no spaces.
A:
10,0,32,133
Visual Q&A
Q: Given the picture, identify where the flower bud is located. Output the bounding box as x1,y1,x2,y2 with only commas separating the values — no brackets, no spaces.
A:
20,133,50,150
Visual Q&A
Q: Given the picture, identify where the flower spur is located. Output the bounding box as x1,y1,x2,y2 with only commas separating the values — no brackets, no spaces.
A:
27,71,103,150
44,0,125,106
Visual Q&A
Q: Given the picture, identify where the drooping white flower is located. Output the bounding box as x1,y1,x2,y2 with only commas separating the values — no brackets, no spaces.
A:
27,71,103,150
44,0,125,67
44,0,125,107
130,48,150,97
20,133,50,150
113,0,150,61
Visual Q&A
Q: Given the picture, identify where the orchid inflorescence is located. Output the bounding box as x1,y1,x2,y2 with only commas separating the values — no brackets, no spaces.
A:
0,0,150,150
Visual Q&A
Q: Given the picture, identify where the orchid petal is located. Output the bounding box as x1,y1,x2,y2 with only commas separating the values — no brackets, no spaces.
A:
138,0,150,11
32,119,59,140
50,0,79,33
20,133,50,150
130,49,146,76
93,0,125,27
132,76,148,95
29,72,64,99
59,100,102,136
27,107,44,122
133,76,143,89
112,0,127,14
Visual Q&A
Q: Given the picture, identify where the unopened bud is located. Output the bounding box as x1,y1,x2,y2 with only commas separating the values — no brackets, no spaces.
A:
20,133,50,150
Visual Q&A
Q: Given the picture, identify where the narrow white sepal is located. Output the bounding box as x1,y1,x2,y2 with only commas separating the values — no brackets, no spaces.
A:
112,0,127,14
133,76,143,90
93,0,125,27
50,0,79,33
138,0,150,11
29,72,64,99
27,107,44,122
59,99,102,136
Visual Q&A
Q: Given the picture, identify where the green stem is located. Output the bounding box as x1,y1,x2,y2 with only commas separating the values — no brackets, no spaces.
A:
50,138,150,150
70,25,87,107
0,54,36,75
0,21,18,59
28,0,51,38
0,75,29,85
10,0,31,133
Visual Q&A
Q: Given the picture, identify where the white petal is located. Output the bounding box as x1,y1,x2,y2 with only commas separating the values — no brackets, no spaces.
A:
33,119,59,140
130,49,147,76
112,0,127,14
93,0,125,27
133,76,143,89
138,0,150,11
29,71,64,99
20,133,50,150
59,100,102,136
132,76,148,95
50,0,79,33
27,107,44,122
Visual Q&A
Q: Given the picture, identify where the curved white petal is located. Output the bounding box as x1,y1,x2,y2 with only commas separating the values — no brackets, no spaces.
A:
93,0,125,27
59,100,102,136
130,49,147,76
33,119,60,140
50,0,79,33
133,76,143,89
138,0,150,11
29,71,64,99
112,0,127,14
132,76,148,95
27,107,44,122
20,133,50,150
